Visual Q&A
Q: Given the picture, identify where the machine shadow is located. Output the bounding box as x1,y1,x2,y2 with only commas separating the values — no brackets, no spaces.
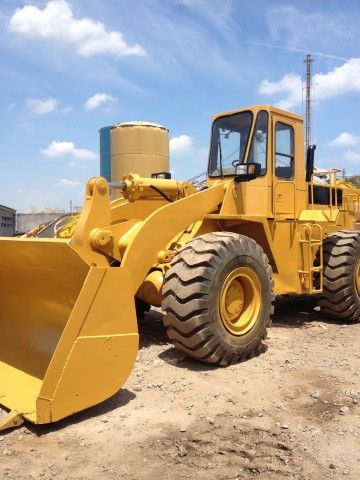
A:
157,336,269,372
272,295,343,329
138,309,170,349
140,298,346,369
26,389,136,436
138,309,212,371
139,308,268,372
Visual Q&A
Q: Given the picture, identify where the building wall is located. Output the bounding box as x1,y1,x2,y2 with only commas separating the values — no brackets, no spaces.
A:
16,212,70,234
0,206,16,236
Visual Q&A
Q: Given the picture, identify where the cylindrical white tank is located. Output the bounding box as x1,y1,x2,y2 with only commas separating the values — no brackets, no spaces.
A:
110,122,169,195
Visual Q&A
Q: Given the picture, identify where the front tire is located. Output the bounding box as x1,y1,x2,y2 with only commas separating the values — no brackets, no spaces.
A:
161,232,274,366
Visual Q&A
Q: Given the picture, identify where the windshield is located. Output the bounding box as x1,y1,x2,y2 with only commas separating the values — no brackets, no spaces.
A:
208,111,253,177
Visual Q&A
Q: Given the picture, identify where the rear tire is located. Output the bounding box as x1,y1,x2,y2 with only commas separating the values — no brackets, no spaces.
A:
161,232,274,366
319,230,360,322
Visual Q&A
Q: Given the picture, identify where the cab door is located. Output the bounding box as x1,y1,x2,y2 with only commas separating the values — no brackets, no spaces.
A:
272,117,296,219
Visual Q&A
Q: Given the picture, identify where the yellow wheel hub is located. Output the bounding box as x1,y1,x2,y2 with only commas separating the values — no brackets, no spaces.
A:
219,267,261,336
355,260,360,296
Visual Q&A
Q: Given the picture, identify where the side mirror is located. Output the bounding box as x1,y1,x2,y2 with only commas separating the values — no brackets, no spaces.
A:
234,162,261,183
306,145,316,182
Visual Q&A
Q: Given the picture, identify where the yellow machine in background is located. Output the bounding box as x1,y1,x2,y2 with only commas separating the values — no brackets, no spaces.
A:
1,104,360,430
22,213,79,239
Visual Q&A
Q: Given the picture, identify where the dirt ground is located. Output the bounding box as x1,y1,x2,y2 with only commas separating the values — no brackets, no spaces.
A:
1,298,360,480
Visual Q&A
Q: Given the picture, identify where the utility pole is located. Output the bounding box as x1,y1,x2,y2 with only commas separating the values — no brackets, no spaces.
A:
303,54,314,153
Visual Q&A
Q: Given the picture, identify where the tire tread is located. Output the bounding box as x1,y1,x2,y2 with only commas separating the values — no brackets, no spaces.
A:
162,232,274,365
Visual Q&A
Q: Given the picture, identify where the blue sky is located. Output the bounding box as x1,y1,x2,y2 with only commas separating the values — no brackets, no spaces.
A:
0,0,359,212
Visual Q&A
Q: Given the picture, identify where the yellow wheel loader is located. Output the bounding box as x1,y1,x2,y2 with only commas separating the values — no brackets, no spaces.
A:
1,104,360,431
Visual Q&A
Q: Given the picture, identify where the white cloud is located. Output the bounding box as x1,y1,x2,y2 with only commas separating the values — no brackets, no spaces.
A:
330,132,360,147
56,178,81,188
27,97,59,114
17,121,35,132
259,73,302,110
61,106,73,114
342,151,360,163
195,147,208,163
267,5,349,51
170,135,193,155
85,93,116,110
315,59,360,99
68,161,76,167
42,140,97,160
246,40,348,62
8,0,145,58
259,58,360,109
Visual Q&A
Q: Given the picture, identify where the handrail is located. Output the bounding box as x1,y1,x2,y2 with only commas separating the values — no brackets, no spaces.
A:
309,168,342,209
298,222,323,293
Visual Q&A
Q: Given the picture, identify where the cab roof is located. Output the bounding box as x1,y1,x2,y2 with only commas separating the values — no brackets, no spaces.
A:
212,105,303,123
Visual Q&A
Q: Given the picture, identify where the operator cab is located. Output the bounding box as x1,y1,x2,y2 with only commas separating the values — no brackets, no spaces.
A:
207,105,305,218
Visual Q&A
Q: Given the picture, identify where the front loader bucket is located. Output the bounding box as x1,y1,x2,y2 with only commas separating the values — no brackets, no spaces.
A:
0,237,138,429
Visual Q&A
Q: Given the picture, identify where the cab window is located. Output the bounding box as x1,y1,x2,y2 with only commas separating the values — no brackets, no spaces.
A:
275,123,294,179
248,110,268,175
208,111,253,177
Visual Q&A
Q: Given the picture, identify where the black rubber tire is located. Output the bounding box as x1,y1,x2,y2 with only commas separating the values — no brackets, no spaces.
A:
319,230,360,322
161,232,274,366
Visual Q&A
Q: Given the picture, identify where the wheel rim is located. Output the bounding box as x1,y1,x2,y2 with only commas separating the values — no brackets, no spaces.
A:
219,266,261,336
355,259,360,296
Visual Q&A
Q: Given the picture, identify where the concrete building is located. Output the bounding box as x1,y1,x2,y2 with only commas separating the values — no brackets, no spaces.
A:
0,204,16,236
16,212,69,235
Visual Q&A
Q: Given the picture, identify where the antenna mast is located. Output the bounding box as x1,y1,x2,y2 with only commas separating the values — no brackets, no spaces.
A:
303,54,314,153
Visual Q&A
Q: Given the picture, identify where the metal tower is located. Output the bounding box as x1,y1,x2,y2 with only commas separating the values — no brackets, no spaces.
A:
303,54,314,153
